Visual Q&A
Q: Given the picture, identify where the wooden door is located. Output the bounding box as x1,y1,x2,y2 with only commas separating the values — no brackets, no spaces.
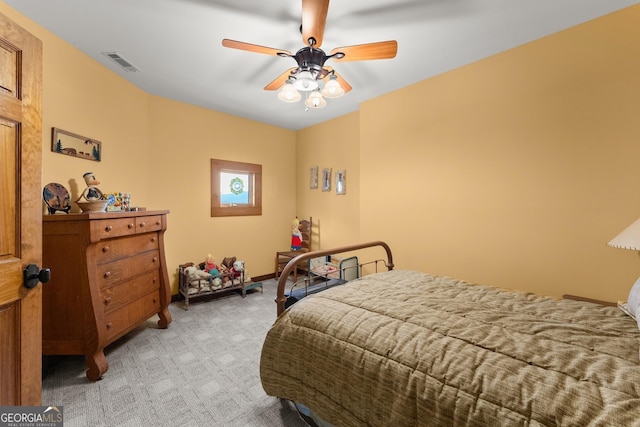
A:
0,12,43,405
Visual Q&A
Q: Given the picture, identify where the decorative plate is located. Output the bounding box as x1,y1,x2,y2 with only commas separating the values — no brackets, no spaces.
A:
43,183,71,214
230,177,244,195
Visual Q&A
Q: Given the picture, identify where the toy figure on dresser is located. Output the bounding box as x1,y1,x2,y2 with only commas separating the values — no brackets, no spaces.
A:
75,172,108,213
291,217,303,250
80,172,104,201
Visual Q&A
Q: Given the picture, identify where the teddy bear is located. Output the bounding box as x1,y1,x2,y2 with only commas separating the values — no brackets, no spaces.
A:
184,266,221,291
222,257,244,286
230,260,246,283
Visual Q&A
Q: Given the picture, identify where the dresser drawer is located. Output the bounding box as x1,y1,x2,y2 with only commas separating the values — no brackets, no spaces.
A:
97,250,161,289
136,215,163,233
96,233,159,264
92,217,136,239
103,291,161,342
101,271,160,314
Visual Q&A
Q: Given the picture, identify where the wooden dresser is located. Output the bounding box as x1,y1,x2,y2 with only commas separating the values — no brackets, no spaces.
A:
42,210,172,380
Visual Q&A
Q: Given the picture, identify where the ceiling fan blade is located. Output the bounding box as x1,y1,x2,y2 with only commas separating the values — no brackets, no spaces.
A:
264,68,297,91
222,39,291,56
301,0,329,47
329,40,398,62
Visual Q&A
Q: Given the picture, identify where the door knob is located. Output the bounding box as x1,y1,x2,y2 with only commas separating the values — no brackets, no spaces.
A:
23,264,51,289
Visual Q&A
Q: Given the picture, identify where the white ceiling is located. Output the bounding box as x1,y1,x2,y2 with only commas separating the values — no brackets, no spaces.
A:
5,0,639,130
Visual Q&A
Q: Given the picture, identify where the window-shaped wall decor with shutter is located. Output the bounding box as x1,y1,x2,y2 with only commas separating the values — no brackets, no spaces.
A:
210,159,262,217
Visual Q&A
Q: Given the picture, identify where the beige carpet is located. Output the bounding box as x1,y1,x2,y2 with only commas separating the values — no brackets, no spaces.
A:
41,279,308,427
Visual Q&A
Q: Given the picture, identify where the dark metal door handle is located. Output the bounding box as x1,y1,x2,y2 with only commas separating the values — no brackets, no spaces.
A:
23,264,51,289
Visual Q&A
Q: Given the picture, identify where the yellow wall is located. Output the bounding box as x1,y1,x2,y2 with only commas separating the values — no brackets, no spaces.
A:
354,5,640,301
5,1,640,301
147,96,296,290
296,112,361,249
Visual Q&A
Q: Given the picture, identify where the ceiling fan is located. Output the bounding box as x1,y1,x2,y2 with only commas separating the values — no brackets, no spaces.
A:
221,0,398,108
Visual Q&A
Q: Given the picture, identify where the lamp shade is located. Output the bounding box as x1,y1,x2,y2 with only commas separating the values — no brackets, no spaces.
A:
277,80,301,103
305,90,326,108
321,75,345,98
608,218,640,250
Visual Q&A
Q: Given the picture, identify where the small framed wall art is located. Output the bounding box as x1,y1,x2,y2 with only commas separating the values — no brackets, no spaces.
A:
310,166,318,189
322,168,332,192
210,158,262,217
51,127,102,162
336,170,346,195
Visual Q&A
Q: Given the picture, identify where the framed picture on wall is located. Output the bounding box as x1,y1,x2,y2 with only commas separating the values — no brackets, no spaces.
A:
51,127,102,162
210,159,262,217
310,166,318,189
322,168,331,192
336,170,346,195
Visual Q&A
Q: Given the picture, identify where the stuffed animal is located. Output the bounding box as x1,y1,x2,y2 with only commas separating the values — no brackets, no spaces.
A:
230,260,245,283
184,265,223,291
184,266,211,288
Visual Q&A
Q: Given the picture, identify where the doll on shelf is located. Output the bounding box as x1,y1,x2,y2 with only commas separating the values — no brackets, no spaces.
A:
291,217,303,250
204,254,220,277
204,254,231,287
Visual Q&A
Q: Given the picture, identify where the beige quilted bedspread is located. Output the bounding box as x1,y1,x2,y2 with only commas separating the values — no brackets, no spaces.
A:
260,270,640,426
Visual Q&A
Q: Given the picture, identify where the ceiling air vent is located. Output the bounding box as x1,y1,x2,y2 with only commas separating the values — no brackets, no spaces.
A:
102,52,140,72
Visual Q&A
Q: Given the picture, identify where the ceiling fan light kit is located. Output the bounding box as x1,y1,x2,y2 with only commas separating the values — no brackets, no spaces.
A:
292,70,319,91
305,90,327,109
320,74,345,99
222,0,397,111
277,79,302,103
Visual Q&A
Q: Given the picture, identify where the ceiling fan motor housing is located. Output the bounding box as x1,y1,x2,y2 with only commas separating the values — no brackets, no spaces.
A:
292,47,330,79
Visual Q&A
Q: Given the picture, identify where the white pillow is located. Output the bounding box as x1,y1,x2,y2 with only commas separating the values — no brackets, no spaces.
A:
622,277,640,331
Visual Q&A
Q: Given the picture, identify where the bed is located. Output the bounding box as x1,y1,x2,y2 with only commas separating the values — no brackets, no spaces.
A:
260,242,640,426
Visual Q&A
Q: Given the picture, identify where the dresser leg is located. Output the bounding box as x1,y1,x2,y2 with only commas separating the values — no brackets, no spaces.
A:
157,308,172,329
86,350,108,381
